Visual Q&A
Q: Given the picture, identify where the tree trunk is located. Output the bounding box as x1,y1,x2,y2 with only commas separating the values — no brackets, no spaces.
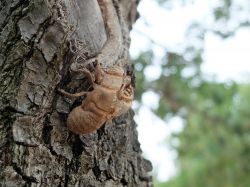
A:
0,0,152,186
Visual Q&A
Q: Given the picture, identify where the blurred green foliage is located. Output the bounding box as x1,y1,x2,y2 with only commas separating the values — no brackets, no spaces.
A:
160,84,250,187
133,0,250,186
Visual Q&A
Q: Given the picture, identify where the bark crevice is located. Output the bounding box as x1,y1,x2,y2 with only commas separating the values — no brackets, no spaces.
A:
12,162,38,184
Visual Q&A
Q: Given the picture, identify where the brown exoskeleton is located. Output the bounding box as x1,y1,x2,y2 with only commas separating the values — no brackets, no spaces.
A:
58,63,134,134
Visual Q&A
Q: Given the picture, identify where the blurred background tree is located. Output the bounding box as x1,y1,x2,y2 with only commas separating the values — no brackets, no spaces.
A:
132,0,250,186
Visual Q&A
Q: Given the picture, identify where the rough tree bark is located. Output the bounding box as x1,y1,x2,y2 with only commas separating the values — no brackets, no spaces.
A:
0,0,152,186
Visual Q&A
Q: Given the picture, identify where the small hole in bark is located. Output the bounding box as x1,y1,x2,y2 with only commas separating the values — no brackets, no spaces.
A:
42,116,53,144
120,178,128,185
92,166,101,178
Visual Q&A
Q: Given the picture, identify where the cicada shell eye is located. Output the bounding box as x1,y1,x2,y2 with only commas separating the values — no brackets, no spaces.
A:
119,84,134,102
